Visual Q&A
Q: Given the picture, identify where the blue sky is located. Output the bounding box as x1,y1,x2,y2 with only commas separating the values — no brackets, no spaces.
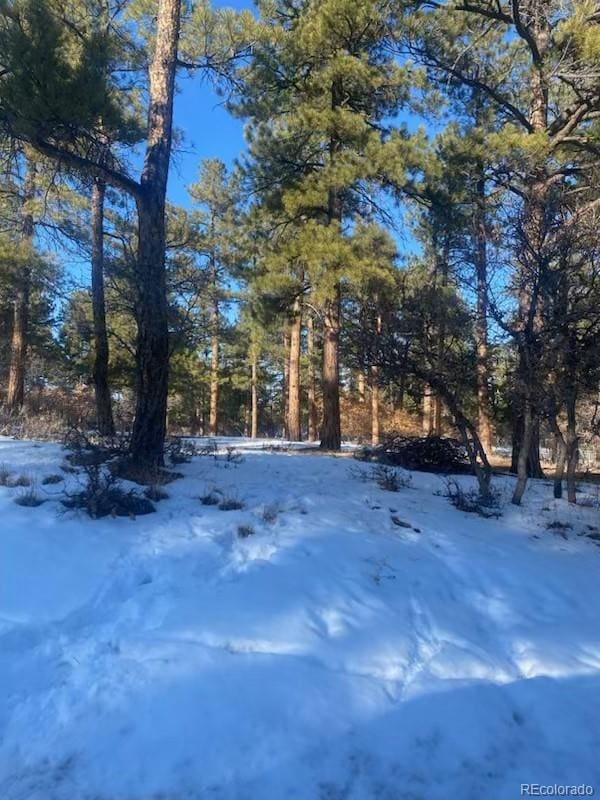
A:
167,0,428,260
167,0,253,207
168,74,246,207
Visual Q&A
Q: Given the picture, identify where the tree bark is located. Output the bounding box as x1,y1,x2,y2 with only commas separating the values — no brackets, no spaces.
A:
473,167,493,455
371,368,380,446
90,178,115,436
370,310,382,446
433,395,443,436
6,163,35,415
6,273,30,414
512,402,535,504
510,3,551,499
553,433,567,499
287,299,302,441
357,371,366,403
209,261,219,437
433,237,450,436
307,314,318,442
511,410,544,478
422,386,434,434
282,324,290,438
250,350,258,439
319,76,343,451
565,388,578,504
320,290,341,450
129,0,181,467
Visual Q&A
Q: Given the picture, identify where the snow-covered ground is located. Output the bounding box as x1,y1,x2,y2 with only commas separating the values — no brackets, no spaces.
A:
1,436,599,800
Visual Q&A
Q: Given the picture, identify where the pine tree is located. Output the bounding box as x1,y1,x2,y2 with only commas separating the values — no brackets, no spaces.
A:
402,0,600,501
0,0,181,465
236,0,413,449
189,159,242,437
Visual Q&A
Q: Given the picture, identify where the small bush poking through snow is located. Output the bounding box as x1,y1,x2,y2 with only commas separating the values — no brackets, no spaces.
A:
445,479,501,518
237,523,255,538
14,487,44,507
8,473,32,488
200,489,221,506
63,430,113,467
262,503,279,524
224,447,244,466
196,440,219,459
546,520,572,539
372,465,411,492
350,464,411,492
166,438,202,465
62,465,155,519
0,464,12,486
218,494,245,511
42,474,64,485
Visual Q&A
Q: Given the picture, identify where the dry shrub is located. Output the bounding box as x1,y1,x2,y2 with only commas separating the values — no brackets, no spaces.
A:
340,398,421,442
62,465,155,519
444,479,501,518
0,464,12,486
42,474,64,485
7,474,32,488
0,386,135,443
200,489,221,506
15,487,45,507
218,493,244,511
262,503,279,523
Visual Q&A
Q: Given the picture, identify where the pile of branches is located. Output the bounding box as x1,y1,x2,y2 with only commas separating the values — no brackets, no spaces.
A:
357,434,473,475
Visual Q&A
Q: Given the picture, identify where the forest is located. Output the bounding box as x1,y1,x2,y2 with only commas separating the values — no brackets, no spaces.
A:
0,0,597,508
1,2,600,797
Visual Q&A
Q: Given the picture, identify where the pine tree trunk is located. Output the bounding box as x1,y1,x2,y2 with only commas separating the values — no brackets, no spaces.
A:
473,169,493,455
371,367,380,446
370,310,382,446
511,412,544,478
190,405,200,436
307,315,318,442
129,0,181,467
512,403,535,504
6,163,35,415
432,238,449,437
433,396,443,436
553,433,567,499
209,290,219,437
251,351,258,439
422,387,433,434
565,388,578,504
320,290,341,450
510,9,551,499
90,178,115,436
319,76,343,451
287,300,302,441
357,371,366,403
282,325,290,438
6,273,30,414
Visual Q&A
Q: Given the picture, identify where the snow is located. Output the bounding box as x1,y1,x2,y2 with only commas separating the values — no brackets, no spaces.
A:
1,435,599,799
